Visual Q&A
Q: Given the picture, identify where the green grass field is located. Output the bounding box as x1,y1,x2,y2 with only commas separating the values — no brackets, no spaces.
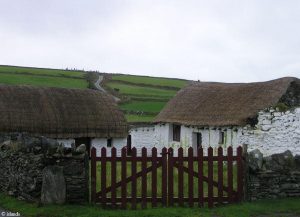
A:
0,73,88,89
0,65,88,89
0,193,299,217
112,74,187,88
0,65,84,78
105,74,188,122
120,101,166,113
106,82,177,97
125,114,155,122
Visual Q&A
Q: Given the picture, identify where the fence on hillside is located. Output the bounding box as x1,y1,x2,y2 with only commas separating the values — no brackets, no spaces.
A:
91,146,244,209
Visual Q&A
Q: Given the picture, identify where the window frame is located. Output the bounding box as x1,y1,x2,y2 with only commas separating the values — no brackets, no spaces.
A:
127,135,132,155
196,132,202,148
172,124,181,142
219,131,225,145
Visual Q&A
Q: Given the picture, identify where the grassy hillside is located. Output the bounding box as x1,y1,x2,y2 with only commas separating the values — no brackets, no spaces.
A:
106,82,178,97
0,65,189,123
0,65,88,89
112,74,187,88
104,74,188,122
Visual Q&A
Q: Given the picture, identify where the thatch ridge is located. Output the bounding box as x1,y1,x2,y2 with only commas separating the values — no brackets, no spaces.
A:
154,77,300,126
0,85,128,138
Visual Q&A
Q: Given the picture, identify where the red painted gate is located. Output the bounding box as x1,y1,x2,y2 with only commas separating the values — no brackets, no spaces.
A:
91,146,244,209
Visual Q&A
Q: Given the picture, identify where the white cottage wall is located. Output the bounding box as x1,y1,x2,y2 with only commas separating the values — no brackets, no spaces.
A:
57,137,127,156
91,138,127,156
166,126,241,155
57,139,75,148
129,108,300,156
129,125,156,155
239,108,300,156
128,124,241,155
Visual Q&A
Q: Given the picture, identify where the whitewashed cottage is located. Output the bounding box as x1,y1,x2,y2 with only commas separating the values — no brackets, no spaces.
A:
129,77,300,156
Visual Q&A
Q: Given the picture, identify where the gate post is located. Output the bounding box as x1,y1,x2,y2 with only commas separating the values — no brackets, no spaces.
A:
242,144,249,201
167,147,174,206
90,147,97,203
161,147,168,207
84,153,90,203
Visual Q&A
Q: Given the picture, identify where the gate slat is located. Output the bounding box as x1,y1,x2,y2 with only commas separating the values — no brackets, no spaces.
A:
227,146,233,203
131,147,137,209
178,147,184,206
208,147,213,208
161,147,167,207
91,147,96,203
121,148,127,209
101,147,106,208
141,147,147,209
152,147,158,207
111,147,117,208
218,147,223,205
198,147,204,207
168,147,174,206
237,146,243,202
188,147,194,207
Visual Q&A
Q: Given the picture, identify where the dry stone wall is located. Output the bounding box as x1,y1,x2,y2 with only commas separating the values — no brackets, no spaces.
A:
240,108,300,156
0,133,89,204
246,149,300,201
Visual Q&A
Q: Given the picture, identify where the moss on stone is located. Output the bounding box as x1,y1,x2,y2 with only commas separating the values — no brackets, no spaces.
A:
275,103,289,112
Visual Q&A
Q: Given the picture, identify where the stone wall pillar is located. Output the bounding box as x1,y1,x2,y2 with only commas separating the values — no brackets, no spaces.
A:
0,133,89,204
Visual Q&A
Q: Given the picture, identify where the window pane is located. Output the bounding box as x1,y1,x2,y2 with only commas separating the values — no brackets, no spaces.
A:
107,138,112,147
173,124,181,142
197,133,202,147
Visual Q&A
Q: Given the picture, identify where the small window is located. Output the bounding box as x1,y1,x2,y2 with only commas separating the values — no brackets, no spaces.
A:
127,135,132,155
196,133,202,148
173,124,181,142
219,132,225,144
107,138,113,147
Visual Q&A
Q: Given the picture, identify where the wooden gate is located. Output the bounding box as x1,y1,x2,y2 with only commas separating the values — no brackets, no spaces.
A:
90,146,244,209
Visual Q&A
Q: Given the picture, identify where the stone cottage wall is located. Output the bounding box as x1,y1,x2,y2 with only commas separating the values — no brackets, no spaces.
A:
240,108,300,156
246,149,300,201
0,133,89,204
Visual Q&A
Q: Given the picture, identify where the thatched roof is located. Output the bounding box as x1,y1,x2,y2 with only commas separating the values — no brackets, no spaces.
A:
0,85,128,138
154,77,300,126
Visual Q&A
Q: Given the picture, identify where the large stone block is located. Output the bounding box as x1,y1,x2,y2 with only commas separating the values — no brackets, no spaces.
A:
295,155,300,170
261,125,272,131
273,112,282,117
265,150,294,172
41,166,66,204
248,149,264,172
262,120,272,125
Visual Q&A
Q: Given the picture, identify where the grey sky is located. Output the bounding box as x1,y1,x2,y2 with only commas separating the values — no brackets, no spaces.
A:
0,0,300,82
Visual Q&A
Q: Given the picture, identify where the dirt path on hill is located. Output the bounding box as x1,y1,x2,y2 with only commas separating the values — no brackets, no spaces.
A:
94,74,120,102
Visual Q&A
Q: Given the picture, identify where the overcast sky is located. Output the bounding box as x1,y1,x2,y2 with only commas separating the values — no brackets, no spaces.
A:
1,0,300,82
